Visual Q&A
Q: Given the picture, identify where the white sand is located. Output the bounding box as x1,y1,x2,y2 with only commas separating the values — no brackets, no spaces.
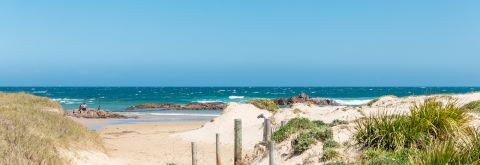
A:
71,92,480,164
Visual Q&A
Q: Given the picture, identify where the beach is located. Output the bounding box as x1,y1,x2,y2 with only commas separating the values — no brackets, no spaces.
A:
69,92,480,164
97,121,234,165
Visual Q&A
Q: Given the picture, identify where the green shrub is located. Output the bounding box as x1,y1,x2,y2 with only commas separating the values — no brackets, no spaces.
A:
367,98,379,106
361,149,411,165
330,119,348,126
324,162,349,165
273,118,334,154
462,100,480,112
323,139,340,148
249,99,279,111
310,126,333,141
322,148,339,160
354,99,468,150
272,118,315,142
292,132,317,154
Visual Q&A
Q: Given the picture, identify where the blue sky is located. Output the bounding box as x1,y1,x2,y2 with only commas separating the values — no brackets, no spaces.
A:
1,1,479,86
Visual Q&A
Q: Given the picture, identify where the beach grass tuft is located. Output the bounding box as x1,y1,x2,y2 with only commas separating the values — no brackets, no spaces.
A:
462,100,480,112
0,92,103,164
354,98,468,150
248,99,279,111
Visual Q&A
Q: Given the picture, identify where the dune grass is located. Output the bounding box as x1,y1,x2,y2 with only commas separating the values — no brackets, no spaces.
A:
367,98,379,106
0,93,103,164
410,127,480,165
462,100,480,112
354,98,468,150
248,99,279,111
354,98,480,164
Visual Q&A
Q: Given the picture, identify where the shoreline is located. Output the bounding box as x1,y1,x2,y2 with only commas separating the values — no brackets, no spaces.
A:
70,114,217,131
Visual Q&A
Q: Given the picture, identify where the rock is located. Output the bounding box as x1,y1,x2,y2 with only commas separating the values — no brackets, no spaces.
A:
273,93,339,106
127,102,226,110
65,109,130,119
288,92,311,104
272,98,288,105
126,103,180,110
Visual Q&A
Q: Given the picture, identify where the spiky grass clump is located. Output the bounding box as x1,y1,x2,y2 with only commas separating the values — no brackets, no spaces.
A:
0,93,103,164
354,98,468,150
462,100,480,112
410,128,480,164
248,99,279,111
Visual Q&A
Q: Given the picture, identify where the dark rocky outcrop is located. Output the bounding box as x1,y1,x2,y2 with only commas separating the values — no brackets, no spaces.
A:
273,98,288,105
272,92,339,106
127,102,227,110
65,109,131,119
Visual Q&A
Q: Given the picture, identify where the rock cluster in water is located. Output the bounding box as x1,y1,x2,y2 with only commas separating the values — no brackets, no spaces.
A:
65,109,130,118
126,93,338,111
126,102,227,110
272,92,339,106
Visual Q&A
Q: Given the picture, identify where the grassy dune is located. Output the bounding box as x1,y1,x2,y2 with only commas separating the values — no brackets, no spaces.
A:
355,98,480,164
0,93,103,164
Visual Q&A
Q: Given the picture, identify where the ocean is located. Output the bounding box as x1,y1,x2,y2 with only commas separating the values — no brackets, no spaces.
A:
1,87,479,112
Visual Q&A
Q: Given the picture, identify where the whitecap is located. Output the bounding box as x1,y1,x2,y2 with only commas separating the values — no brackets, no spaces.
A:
32,91,47,94
194,100,224,103
229,96,245,99
334,99,372,106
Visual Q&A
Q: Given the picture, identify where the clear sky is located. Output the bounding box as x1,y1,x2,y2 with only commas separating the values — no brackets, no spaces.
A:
1,1,479,86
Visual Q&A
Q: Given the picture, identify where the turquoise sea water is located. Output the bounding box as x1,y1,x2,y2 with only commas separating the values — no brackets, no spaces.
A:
1,87,479,112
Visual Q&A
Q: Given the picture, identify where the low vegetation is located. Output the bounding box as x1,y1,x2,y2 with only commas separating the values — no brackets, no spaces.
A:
361,148,411,165
462,100,480,112
0,93,103,164
410,127,480,164
367,98,379,106
355,98,480,164
329,119,348,127
272,118,335,155
355,98,468,150
248,99,279,111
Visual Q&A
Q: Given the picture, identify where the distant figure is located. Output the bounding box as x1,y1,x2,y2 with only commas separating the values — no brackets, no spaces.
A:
79,103,87,113
97,105,101,110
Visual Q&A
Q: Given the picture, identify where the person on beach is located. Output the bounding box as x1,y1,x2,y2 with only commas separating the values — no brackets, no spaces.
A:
79,103,87,113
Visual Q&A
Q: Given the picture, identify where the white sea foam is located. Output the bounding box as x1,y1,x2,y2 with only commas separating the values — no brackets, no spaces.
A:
32,90,47,94
334,99,372,106
194,100,224,103
118,112,220,117
229,96,245,99
52,98,83,105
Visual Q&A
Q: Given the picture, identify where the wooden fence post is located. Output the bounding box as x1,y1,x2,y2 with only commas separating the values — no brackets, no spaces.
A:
269,141,275,165
216,133,221,165
266,119,271,141
191,142,197,165
263,118,271,142
234,119,242,165
281,120,286,128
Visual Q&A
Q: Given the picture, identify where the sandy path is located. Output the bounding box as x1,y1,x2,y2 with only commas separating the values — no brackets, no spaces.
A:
98,122,234,165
